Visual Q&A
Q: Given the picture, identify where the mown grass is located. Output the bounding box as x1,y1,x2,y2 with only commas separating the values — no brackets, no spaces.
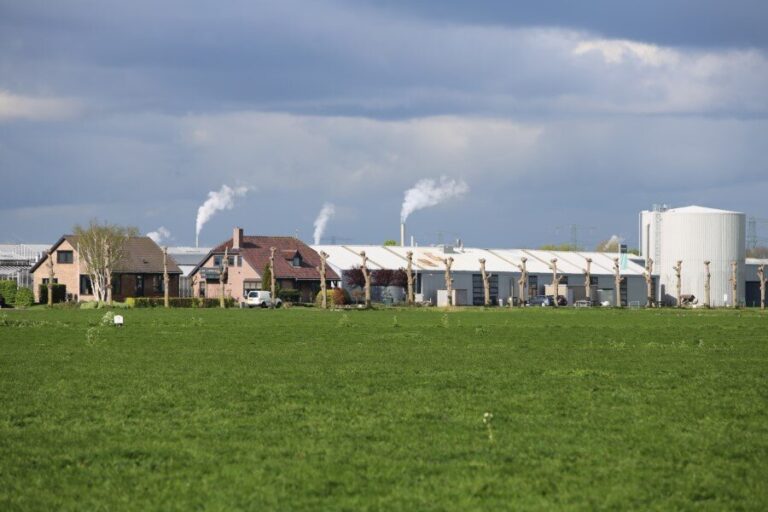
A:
1,307,767,511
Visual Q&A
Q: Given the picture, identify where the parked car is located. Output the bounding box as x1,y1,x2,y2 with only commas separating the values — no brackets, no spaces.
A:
527,295,553,307
245,290,283,308
527,295,568,307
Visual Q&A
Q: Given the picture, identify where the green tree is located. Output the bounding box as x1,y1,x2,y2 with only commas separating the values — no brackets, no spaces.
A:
261,264,271,291
538,243,581,251
383,240,397,246
74,220,138,304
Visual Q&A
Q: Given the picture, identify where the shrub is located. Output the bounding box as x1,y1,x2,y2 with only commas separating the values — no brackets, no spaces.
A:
79,301,100,309
38,284,67,304
14,287,34,308
278,289,301,303
129,297,235,308
0,280,18,306
124,297,136,308
315,288,349,307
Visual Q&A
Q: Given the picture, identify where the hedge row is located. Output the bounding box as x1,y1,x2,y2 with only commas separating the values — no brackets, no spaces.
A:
125,297,237,308
38,284,67,304
0,282,34,308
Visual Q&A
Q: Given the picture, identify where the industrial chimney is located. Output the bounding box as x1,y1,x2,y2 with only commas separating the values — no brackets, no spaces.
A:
400,222,405,247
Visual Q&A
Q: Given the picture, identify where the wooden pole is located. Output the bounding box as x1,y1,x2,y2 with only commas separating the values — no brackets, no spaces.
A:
583,257,592,305
220,247,228,309
318,251,328,309
163,246,170,308
270,247,277,309
46,249,55,307
359,251,371,308
516,257,528,307
673,260,682,307
444,257,454,307
730,261,738,308
406,251,414,306
704,260,711,308
479,258,490,306
613,257,623,307
644,257,654,308
758,264,766,310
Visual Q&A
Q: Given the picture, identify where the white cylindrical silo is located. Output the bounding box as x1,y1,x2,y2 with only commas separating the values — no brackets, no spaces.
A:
656,206,745,307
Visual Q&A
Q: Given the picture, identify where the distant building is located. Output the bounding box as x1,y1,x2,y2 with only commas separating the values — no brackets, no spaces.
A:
313,244,649,306
189,228,339,303
0,244,49,288
167,246,211,297
30,236,182,302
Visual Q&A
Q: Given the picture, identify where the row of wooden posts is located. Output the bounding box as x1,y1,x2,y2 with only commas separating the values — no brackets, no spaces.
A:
42,246,768,310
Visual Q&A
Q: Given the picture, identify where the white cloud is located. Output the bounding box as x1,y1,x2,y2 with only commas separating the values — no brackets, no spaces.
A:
0,90,80,121
180,112,543,192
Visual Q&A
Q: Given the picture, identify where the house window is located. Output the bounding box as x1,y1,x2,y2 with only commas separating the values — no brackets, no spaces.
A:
113,276,122,296
590,276,599,286
80,275,93,295
154,275,163,294
57,250,73,264
42,278,59,285
559,276,569,285
136,275,144,296
213,255,236,267
528,275,538,297
292,255,302,267
243,280,260,296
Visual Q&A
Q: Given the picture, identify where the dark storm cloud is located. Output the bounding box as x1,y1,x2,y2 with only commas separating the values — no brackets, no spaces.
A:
0,0,767,246
355,0,768,49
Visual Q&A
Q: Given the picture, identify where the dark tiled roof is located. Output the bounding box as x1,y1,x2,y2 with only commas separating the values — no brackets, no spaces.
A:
209,236,339,280
30,236,181,274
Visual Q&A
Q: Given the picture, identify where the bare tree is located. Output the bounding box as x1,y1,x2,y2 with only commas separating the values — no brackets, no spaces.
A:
673,260,682,307
219,247,229,309
46,249,55,307
74,220,137,303
406,251,414,306
730,261,738,308
317,251,328,309
516,257,528,307
549,258,562,308
612,257,624,307
758,264,766,310
583,257,592,304
444,256,454,307
643,257,654,308
163,246,170,308
270,247,277,309
479,258,490,306
359,251,371,308
704,260,711,308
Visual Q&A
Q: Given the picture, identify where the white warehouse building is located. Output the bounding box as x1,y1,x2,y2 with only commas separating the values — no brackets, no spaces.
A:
640,205,746,307
313,244,649,306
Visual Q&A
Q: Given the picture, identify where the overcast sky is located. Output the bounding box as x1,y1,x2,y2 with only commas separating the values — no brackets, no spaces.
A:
1,0,767,249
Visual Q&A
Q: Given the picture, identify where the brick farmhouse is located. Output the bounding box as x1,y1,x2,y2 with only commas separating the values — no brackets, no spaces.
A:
189,228,339,303
30,236,181,302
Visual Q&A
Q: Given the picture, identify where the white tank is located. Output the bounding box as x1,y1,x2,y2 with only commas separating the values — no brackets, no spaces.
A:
641,205,745,307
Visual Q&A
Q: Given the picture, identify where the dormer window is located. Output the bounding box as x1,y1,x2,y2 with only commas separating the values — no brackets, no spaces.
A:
292,254,302,267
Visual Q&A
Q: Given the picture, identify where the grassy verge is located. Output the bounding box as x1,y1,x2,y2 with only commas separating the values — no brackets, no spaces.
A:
1,308,767,510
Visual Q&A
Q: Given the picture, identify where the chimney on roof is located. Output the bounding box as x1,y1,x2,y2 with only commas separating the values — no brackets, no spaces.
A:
233,227,243,249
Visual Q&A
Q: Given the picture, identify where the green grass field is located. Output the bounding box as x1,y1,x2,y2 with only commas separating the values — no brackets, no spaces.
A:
1,307,767,510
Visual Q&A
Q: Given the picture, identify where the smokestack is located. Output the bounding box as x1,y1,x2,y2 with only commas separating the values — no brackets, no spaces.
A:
400,222,405,247
410,235,414,247
233,227,243,249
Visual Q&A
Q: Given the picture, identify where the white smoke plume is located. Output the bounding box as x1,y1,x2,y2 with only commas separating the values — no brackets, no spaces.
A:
400,176,469,223
195,184,249,246
147,226,171,245
313,203,336,245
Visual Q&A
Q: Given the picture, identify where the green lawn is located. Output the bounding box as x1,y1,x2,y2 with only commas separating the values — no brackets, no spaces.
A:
1,307,767,510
